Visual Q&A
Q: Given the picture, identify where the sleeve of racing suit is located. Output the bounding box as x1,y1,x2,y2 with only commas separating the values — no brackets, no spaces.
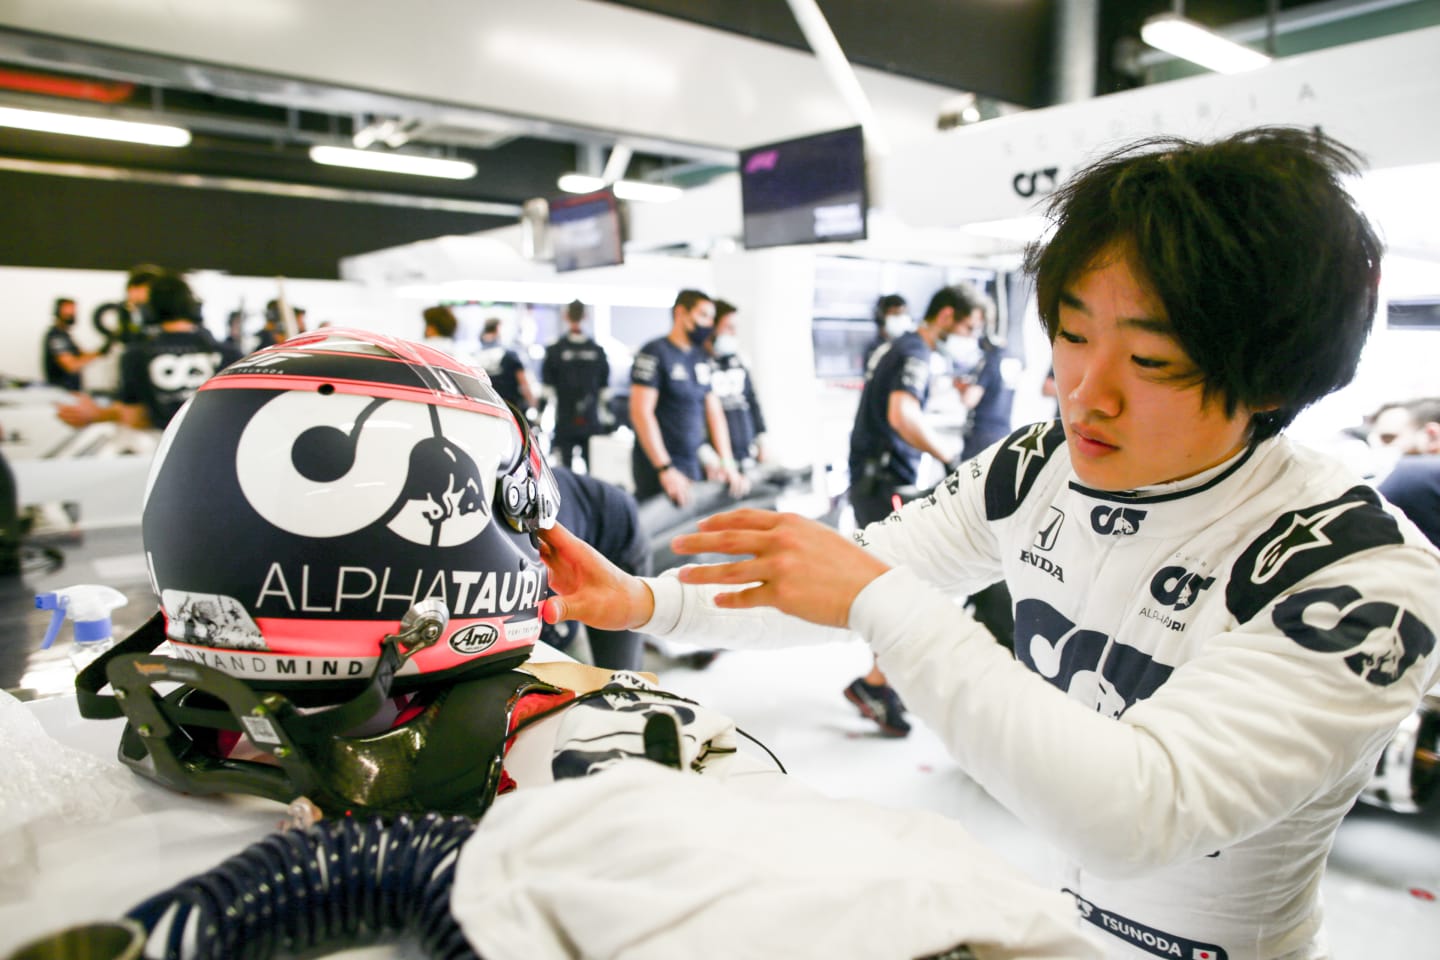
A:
853,547,1440,878
635,441,1014,649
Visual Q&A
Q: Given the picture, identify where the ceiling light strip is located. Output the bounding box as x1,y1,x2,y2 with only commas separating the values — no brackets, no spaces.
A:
555,173,681,203
1140,15,1272,73
0,104,190,146
310,145,477,180
0,156,520,215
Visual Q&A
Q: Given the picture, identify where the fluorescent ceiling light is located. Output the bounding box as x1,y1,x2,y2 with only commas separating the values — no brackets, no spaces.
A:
0,105,190,147
557,173,606,194
555,174,681,203
1140,14,1271,73
309,145,476,180
613,181,681,203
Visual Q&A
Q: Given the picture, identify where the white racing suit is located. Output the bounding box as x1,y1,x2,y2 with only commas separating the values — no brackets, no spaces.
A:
640,422,1440,960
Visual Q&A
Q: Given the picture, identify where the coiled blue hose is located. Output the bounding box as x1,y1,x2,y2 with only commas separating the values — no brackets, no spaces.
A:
124,813,480,960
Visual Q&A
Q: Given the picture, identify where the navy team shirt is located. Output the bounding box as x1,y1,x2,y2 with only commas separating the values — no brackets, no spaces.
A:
848,330,933,485
630,336,712,480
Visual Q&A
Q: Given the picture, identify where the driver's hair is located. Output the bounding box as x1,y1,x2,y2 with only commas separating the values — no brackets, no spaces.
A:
1026,126,1382,441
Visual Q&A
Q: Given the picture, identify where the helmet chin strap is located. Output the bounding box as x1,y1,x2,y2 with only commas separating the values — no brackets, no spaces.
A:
75,602,453,795
76,600,547,816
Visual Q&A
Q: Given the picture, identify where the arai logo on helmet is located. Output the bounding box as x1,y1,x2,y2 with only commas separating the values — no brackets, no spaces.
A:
449,623,500,656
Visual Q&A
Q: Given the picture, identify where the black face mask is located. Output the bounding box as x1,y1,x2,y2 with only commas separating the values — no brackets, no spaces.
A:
687,323,713,348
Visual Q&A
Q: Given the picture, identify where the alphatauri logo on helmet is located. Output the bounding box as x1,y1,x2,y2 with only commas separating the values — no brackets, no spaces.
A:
449,623,500,656
235,392,514,548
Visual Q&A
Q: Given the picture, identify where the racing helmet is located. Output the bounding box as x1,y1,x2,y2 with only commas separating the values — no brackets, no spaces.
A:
140,327,560,701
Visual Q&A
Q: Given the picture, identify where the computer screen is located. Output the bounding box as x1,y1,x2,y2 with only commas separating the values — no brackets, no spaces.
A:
548,189,624,273
739,125,867,250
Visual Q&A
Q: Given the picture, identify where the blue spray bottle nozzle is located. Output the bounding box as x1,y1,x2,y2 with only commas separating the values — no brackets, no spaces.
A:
35,586,128,652
37,592,67,650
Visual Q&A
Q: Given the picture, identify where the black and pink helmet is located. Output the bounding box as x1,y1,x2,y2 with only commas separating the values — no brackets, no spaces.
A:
141,327,559,700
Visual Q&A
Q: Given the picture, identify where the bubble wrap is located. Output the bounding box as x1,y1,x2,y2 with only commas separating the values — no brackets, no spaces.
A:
0,691,139,882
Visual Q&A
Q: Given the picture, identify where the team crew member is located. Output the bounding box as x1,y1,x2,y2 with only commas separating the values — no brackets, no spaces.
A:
706,300,767,468
537,127,1440,960
541,465,652,670
57,273,228,431
862,293,911,375
255,298,306,349
42,298,98,391
542,300,612,470
844,285,985,735
478,317,537,414
958,322,1018,461
419,304,482,370
91,264,161,352
629,289,745,506
1368,396,1440,457
1371,398,1440,549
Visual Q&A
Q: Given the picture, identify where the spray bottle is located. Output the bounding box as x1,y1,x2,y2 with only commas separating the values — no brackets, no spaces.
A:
37,585,129,671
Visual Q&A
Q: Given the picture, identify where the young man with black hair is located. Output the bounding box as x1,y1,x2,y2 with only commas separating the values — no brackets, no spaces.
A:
58,273,227,431
542,299,612,471
537,127,1440,958
629,289,746,506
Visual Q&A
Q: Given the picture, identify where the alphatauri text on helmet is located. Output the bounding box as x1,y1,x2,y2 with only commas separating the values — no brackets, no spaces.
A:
255,563,544,615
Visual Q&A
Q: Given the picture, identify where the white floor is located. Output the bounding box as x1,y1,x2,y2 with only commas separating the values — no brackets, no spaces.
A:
643,640,1440,958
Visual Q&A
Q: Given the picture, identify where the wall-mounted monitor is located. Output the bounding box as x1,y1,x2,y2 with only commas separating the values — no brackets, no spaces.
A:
548,189,624,273
739,125,867,250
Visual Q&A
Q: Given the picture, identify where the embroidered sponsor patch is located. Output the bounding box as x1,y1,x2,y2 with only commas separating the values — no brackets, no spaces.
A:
984,421,1065,521
1091,504,1147,536
1227,486,1403,624
1272,585,1435,686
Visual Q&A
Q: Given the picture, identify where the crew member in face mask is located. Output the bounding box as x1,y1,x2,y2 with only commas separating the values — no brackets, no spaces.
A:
478,316,538,414
42,298,99,392
844,283,985,736
863,293,912,376
705,300,768,469
542,300,613,471
629,289,747,506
